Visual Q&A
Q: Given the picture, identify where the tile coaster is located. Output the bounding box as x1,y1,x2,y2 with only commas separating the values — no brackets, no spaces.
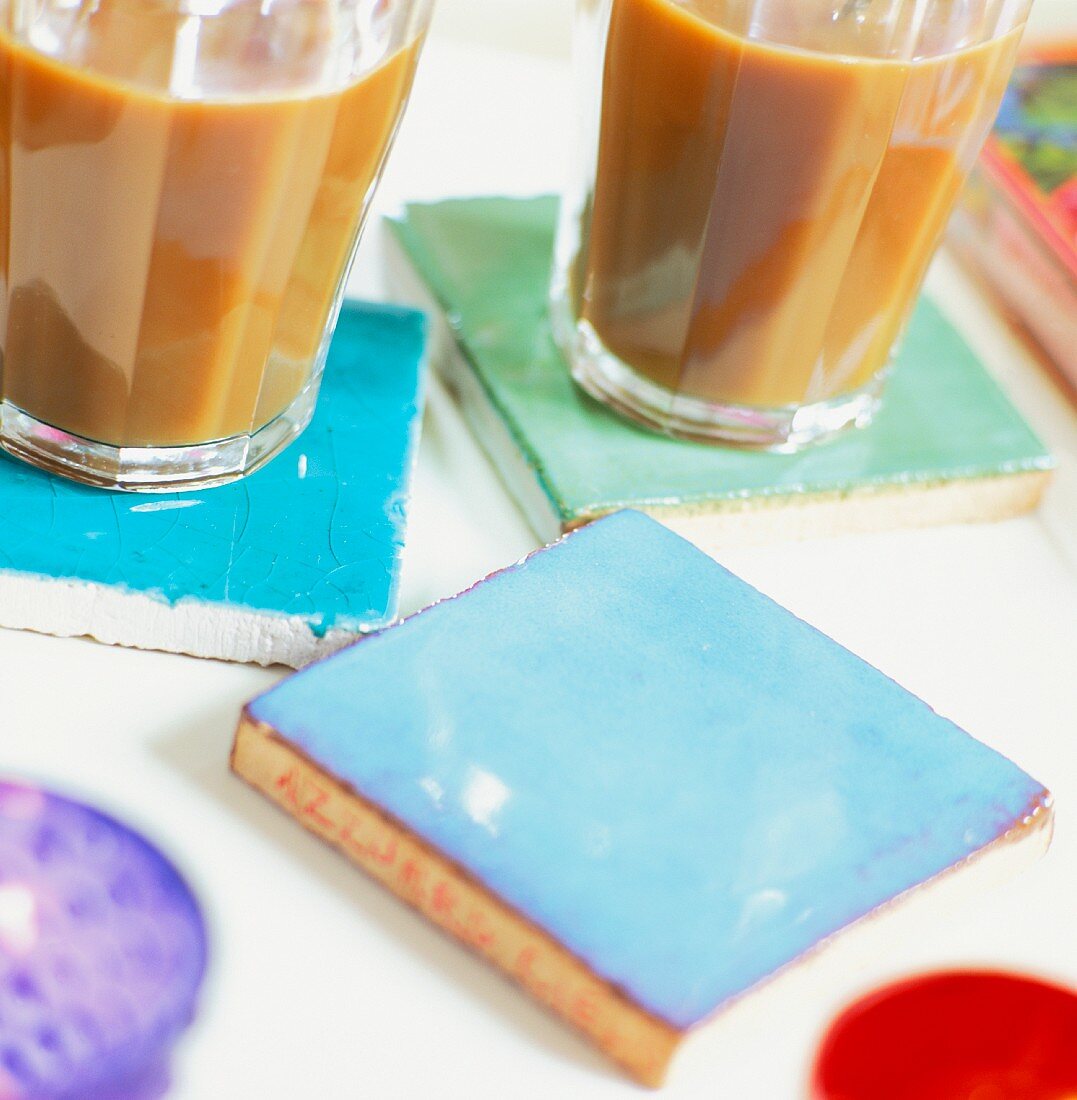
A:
233,510,1052,1086
0,301,427,668
387,196,1052,548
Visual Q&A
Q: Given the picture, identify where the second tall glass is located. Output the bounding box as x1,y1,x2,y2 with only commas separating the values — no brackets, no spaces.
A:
552,0,1032,448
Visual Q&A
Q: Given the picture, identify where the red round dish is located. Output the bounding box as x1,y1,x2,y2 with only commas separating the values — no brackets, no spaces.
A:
811,971,1077,1099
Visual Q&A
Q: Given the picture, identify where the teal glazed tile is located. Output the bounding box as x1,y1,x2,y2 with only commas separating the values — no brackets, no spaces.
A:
387,196,1052,544
0,301,427,667
247,511,1050,1045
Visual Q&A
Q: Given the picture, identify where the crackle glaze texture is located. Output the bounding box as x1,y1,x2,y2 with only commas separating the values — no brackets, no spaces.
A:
250,510,1049,1031
0,302,426,639
388,197,1050,527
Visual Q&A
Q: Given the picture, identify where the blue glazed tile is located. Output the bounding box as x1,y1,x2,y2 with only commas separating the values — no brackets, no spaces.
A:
248,509,1050,1031
0,301,427,667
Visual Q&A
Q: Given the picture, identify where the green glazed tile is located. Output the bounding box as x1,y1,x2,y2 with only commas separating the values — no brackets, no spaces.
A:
388,196,1051,544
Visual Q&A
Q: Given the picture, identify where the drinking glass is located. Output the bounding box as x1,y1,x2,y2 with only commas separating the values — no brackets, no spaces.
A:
551,0,1033,449
0,0,432,490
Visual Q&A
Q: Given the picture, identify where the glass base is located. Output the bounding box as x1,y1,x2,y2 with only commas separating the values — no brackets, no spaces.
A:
0,379,319,492
552,300,886,451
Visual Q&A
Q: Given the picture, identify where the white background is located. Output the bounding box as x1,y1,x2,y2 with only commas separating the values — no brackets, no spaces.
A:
2,2,1076,1097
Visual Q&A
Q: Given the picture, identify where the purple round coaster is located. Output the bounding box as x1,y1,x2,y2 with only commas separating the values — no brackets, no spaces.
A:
0,782,207,1099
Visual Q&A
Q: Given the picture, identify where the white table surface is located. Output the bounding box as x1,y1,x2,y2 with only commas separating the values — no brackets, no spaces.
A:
2,17,1076,1100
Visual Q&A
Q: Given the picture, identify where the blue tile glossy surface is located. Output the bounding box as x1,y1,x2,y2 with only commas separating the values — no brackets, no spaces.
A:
0,301,426,640
250,510,1048,1030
